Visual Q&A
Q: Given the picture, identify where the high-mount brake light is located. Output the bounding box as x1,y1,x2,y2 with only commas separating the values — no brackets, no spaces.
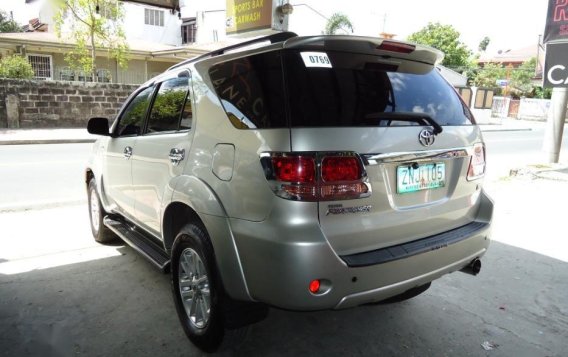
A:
467,143,486,181
262,153,370,201
377,41,416,54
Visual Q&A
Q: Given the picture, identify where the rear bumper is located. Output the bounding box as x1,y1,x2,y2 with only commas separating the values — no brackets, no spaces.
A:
230,190,493,311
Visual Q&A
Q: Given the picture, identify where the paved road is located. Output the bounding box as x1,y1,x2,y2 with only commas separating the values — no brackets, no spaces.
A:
1,173,567,356
0,143,92,211
0,128,566,211
483,127,568,178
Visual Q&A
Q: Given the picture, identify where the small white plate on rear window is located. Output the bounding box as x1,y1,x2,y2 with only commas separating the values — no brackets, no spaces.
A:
300,52,332,68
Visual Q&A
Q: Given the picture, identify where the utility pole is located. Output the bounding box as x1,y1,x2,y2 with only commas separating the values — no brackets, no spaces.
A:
543,87,568,163
541,0,568,163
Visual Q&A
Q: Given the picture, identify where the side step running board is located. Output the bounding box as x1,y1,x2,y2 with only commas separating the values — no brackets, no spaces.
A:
104,216,170,273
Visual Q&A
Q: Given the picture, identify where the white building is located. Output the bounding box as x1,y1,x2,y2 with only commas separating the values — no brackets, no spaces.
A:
23,0,182,46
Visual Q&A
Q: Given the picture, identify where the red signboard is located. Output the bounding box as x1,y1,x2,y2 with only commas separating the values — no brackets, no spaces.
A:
544,0,568,43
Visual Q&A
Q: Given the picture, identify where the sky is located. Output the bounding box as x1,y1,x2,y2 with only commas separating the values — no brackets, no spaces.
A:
296,0,549,54
0,0,550,54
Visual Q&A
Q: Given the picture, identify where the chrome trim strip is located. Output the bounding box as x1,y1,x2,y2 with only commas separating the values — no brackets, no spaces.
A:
362,146,473,165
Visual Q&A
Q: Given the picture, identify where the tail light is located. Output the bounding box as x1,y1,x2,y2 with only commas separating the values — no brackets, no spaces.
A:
261,153,371,201
467,143,486,181
377,41,416,54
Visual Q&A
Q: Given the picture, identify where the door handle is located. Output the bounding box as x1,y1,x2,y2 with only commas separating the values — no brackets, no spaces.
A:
169,148,185,166
123,146,133,159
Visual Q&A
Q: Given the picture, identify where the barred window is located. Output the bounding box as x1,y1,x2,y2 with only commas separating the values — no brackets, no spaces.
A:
145,8,164,26
27,54,52,80
181,19,196,44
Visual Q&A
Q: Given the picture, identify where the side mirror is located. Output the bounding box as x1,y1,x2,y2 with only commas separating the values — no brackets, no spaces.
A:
87,117,110,136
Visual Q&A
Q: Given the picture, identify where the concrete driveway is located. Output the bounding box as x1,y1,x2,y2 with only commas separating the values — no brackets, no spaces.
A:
1,175,568,356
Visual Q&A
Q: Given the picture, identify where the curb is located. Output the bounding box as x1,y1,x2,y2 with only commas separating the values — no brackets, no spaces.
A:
0,199,87,213
0,139,97,145
480,128,533,133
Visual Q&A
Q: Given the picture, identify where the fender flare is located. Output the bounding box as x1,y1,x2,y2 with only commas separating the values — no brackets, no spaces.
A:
162,175,252,302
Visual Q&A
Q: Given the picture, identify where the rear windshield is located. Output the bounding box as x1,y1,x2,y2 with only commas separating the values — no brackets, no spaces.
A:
208,49,474,129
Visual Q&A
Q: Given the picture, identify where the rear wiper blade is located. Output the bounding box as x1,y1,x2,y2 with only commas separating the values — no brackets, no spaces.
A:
364,112,443,135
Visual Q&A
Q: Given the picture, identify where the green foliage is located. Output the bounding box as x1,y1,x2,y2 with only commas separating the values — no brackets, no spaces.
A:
472,63,505,88
407,22,471,68
478,36,490,52
0,10,23,33
325,13,354,35
150,89,187,126
472,58,537,97
510,58,536,96
530,86,552,99
0,55,35,79
53,0,128,81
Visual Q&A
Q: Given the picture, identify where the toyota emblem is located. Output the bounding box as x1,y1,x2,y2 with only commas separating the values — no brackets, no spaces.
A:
418,129,435,147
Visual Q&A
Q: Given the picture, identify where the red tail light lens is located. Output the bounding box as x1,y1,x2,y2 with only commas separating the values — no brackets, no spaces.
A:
377,41,416,54
321,157,361,182
272,156,315,183
467,143,486,181
262,153,370,201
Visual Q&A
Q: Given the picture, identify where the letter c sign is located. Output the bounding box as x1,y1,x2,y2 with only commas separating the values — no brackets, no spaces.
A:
544,43,568,88
547,65,568,85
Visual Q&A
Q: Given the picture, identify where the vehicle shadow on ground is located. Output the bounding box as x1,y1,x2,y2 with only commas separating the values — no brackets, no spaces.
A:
1,242,567,357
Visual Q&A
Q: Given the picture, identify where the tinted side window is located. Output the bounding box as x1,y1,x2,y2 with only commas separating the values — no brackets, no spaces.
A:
180,93,192,130
146,77,189,133
116,87,154,136
208,51,287,129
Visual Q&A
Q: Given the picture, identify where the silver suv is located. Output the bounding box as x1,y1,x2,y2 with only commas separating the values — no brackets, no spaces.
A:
86,32,493,352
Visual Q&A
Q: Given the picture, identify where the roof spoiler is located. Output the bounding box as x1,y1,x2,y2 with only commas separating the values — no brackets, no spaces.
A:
168,31,298,71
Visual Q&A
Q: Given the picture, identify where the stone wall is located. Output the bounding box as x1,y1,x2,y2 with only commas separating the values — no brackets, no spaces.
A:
0,79,138,128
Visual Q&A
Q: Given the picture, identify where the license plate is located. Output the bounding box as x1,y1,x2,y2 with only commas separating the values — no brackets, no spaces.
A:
397,162,445,194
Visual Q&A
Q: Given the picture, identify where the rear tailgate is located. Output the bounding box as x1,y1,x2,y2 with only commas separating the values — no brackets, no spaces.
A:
283,40,484,256
291,126,483,256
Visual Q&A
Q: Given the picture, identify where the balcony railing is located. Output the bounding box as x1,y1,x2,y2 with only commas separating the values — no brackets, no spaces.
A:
52,66,147,85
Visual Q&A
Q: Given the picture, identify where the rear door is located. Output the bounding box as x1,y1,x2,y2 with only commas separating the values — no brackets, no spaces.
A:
132,71,194,237
103,86,154,220
283,49,484,256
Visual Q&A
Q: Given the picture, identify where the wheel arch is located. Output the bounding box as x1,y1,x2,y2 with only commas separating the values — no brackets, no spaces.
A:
163,176,252,302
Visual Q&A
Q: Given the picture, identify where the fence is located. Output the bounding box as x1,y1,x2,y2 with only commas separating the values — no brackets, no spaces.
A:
52,66,147,85
491,97,511,118
0,78,138,128
517,98,552,121
491,96,568,121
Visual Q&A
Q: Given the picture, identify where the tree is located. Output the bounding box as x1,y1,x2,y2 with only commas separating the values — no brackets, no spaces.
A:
478,36,490,52
407,22,471,69
324,13,354,35
0,10,23,33
0,55,35,79
53,0,128,82
509,58,536,96
472,63,505,88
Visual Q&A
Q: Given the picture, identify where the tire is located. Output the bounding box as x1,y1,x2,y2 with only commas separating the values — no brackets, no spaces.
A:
87,178,117,244
171,223,252,352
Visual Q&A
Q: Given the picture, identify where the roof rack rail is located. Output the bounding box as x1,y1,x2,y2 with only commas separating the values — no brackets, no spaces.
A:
168,31,298,71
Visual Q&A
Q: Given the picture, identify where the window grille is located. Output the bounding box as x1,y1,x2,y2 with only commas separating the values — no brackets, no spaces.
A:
27,54,52,80
59,67,75,81
145,8,164,26
181,19,197,44
97,69,111,83
78,71,93,83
